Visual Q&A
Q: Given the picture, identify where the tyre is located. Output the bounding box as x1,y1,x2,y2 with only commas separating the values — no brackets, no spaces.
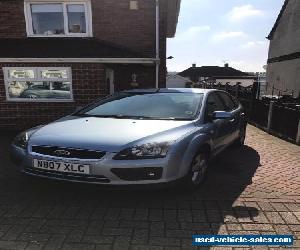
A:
234,123,247,147
183,151,209,190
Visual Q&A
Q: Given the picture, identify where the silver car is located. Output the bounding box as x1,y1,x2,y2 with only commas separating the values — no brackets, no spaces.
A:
10,88,247,189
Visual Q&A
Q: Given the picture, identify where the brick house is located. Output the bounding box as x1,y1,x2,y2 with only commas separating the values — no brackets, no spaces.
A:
0,0,181,130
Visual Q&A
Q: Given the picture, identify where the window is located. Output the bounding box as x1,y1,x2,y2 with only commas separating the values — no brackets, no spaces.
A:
217,92,236,111
205,92,226,120
78,93,204,120
25,1,92,37
3,67,73,102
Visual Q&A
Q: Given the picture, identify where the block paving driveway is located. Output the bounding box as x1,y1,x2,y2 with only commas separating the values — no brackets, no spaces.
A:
0,125,299,250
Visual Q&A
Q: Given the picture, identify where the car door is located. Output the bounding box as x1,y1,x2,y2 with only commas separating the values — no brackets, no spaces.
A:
203,92,229,155
216,91,240,143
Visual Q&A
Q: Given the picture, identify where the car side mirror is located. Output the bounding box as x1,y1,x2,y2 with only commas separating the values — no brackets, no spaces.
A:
212,111,232,120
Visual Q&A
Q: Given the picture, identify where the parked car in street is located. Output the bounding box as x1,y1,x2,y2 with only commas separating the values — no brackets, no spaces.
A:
10,88,247,189
19,82,71,99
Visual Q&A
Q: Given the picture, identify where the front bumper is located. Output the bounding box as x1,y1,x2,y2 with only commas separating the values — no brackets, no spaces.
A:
10,145,185,185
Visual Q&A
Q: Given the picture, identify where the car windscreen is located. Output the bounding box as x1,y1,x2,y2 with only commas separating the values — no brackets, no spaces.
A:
76,92,204,120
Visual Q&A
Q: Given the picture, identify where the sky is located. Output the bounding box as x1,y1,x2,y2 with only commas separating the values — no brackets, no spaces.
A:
167,0,285,73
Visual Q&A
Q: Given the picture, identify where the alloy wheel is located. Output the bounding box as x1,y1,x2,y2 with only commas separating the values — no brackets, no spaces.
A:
191,153,208,185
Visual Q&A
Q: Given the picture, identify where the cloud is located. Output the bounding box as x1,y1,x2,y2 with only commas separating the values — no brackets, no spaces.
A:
213,31,247,41
240,40,268,49
227,5,264,22
175,25,211,42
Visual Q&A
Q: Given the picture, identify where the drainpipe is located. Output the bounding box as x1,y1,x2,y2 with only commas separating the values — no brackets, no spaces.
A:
155,0,160,88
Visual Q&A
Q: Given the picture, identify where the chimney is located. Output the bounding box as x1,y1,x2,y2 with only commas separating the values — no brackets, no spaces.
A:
192,63,196,68
224,63,229,68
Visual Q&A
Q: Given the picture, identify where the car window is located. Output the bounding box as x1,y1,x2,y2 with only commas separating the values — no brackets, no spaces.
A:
205,92,226,120
77,92,204,120
217,92,236,111
230,95,239,109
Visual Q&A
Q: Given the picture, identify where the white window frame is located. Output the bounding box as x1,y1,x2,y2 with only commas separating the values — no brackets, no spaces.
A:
3,67,74,102
24,0,93,37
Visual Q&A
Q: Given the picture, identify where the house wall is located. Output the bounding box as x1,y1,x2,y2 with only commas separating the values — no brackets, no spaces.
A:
0,63,158,131
0,0,170,130
166,75,191,88
0,0,27,38
268,0,300,59
267,0,300,97
266,59,300,97
0,0,167,86
0,63,107,131
0,0,166,55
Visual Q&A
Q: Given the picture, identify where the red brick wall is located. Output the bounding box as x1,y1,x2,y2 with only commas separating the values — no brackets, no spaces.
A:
92,0,155,57
0,63,107,131
0,0,167,57
0,62,158,130
0,0,168,130
0,0,27,38
0,0,168,86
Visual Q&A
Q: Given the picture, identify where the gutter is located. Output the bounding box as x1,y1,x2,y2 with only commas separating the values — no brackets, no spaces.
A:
0,58,158,64
155,0,160,88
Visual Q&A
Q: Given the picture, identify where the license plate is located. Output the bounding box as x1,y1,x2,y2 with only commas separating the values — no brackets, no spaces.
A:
33,159,90,175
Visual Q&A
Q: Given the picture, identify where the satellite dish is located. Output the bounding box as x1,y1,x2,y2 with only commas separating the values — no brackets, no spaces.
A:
263,65,267,70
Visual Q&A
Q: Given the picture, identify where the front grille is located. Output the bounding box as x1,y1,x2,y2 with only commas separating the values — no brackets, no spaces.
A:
111,167,163,181
31,146,106,160
25,167,110,183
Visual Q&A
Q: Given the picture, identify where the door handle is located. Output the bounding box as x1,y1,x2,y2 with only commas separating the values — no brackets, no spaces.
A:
229,118,235,122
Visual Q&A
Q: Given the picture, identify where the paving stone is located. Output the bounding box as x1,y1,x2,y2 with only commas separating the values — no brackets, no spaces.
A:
44,234,66,250
131,228,149,244
112,236,131,250
0,240,28,250
62,243,96,250
279,212,300,225
130,245,163,250
148,237,180,247
82,235,114,244
102,228,133,236
95,245,111,250
150,222,165,237
265,212,285,224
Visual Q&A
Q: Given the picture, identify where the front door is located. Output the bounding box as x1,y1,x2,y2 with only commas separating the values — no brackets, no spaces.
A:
216,91,240,143
204,92,230,154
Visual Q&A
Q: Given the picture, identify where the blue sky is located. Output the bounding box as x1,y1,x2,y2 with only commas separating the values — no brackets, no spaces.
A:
167,0,284,72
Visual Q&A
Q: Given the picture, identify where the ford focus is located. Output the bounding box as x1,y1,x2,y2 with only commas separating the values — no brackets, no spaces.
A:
10,88,247,189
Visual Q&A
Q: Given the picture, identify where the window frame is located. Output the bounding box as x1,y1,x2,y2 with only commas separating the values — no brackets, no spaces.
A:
3,67,74,102
216,91,236,112
204,92,226,122
24,0,93,37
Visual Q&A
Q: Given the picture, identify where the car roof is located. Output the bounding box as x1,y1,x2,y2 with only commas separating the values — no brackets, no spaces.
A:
122,88,216,94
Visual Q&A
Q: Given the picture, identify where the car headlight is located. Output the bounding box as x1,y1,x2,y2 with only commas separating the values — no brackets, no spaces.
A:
12,126,42,150
13,131,29,149
114,142,172,160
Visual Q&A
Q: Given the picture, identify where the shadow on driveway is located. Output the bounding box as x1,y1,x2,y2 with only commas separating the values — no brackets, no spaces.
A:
0,133,261,249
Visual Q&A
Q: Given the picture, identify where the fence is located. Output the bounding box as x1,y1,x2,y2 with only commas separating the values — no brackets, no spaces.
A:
212,85,300,145
239,98,300,145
